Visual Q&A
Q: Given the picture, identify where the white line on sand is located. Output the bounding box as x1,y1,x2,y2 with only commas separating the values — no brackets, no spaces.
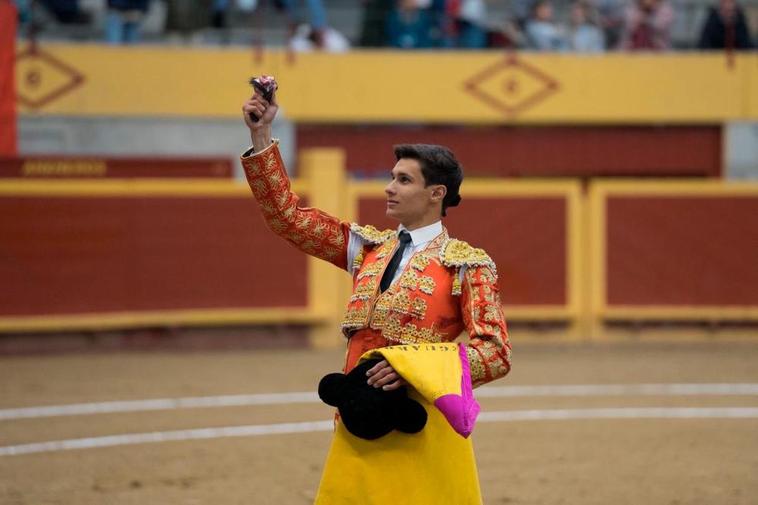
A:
3,383,758,421
0,392,320,421
2,407,758,456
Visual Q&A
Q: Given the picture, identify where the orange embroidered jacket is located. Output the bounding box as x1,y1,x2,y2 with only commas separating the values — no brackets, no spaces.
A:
242,141,511,386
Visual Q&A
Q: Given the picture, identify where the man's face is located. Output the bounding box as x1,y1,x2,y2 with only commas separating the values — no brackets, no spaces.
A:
384,158,438,224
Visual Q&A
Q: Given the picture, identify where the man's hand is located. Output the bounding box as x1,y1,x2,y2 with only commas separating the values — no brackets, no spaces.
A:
366,359,407,391
242,89,279,151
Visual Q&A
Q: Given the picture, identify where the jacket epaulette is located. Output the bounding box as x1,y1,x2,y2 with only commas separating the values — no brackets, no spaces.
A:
439,238,497,278
350,223,395,244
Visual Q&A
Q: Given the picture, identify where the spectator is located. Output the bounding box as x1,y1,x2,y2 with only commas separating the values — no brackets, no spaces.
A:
698,0,753,49
165,0,212,40
360,0,394,46
451,0,489,49
568,0,605,51
210,0,232,29
289,23,350,52
105,0,149,44
525,0,568,50
618,0,674,50
387,0,435,48
278,0,329,47
511,0,533,29
38,0,89,24
13,0,31,25
594,0,625,47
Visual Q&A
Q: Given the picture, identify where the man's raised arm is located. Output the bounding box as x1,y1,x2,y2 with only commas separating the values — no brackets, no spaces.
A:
241,81,350,269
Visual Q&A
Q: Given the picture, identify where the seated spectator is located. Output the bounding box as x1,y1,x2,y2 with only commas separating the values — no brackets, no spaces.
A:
278,0,329,48
594,0,625,48
360,0,394,47
105,0,150,44
387,0,435,48
39,0,89,24
568,0,606,51
450,0,489,49
525,0,568,50
13,0,31,25
210,0,232,29
698,0,754,49
618,0,674,50
289,23,350,52
511,0,533,29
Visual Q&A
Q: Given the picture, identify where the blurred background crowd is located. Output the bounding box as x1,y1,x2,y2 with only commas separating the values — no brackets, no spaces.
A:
11,0,756,51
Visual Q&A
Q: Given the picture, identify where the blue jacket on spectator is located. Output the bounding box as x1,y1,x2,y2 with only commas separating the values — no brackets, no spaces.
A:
108,0,149,12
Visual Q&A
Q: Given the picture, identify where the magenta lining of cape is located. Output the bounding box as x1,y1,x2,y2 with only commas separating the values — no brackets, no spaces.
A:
432,343,481,438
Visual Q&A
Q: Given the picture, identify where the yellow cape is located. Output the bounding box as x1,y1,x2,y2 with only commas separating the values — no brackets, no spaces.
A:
315,343,482,505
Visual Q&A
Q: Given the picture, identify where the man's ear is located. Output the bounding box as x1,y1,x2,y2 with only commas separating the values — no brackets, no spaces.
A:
430,185,447,204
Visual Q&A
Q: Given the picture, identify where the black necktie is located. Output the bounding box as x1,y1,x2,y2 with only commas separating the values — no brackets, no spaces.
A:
380,231,412,292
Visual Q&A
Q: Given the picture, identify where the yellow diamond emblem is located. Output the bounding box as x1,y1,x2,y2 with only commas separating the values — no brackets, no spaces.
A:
15,45,84,110
464,55,559,117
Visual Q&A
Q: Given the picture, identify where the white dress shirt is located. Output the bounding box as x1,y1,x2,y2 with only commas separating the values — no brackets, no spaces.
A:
347,221,464,287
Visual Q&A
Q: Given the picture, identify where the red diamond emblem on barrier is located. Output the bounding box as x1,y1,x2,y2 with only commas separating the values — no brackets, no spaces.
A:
15,45,85,110
463,54,559,118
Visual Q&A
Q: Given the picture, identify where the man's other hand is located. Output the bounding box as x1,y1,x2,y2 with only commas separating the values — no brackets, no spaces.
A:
366,359,407,391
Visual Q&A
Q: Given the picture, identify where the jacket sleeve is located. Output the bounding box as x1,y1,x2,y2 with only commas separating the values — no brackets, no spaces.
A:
460,264,512,387
241,141,349,270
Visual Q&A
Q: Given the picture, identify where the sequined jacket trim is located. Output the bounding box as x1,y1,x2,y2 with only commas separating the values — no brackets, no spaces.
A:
241,141,349,270
342,229,511,386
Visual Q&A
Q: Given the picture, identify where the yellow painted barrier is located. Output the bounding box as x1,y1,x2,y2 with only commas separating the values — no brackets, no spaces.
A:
300,148,350,348
15,44,758,123
3,152,758,340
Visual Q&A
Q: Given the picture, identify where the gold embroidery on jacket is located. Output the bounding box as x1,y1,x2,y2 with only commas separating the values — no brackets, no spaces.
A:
352,249,365,271
268,218,286,234
353,278,378,298
350,224,395,244
251,179,267,199
375,240,395,259
244,143,349,272
440,238,497,277
399,271,419,290
357,261,383,280
393,291,411,314
381,314,444,345
341,304,369,329
410,297,428,319
466,347,486,382
328,231,346,248
452,268,462,296
418,276,436,295
369,293,392,329
410,254,431,272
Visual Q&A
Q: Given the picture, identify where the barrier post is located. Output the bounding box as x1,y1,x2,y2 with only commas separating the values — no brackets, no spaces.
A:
300,148,348,348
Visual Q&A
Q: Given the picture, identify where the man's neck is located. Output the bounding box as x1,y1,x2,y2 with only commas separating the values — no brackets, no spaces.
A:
401,216,442,232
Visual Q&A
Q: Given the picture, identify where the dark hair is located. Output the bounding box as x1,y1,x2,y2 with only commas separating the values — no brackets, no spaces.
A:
393,144,463,217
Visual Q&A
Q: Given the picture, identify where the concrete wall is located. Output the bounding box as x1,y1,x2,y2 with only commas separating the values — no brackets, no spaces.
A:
726,122,758,180
18,114,296,179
